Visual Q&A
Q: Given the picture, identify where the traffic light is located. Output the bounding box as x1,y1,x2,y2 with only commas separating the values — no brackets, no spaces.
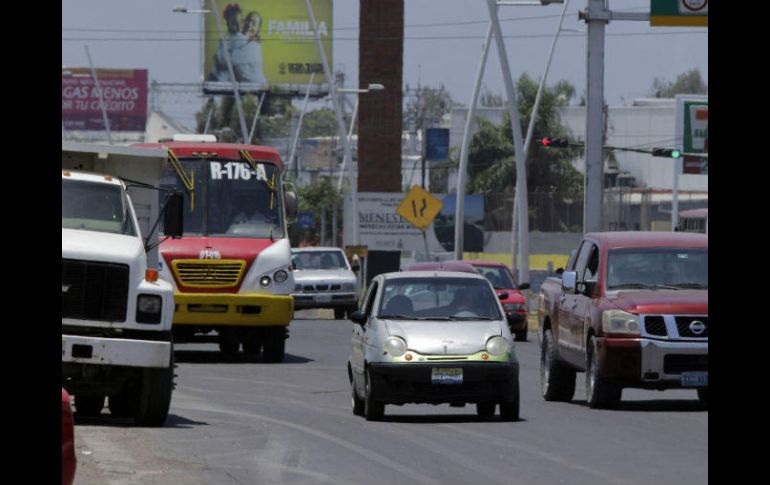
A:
651,148,682,158
540,137,569,148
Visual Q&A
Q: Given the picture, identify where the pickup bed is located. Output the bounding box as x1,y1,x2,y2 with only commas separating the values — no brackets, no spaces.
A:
537,232,708,408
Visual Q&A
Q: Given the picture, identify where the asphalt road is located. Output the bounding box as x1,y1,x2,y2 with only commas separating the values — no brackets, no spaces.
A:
74,313,708,485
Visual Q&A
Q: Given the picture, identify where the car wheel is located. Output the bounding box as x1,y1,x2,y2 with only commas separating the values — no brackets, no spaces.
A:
540,329,576,401
75,395,105,417
514,328,528,342
134,350,174,427
586,337,622,409
263,328,286,363
499,380,520,422
334,307,346,320
697,387,708,406
364,368,385,421
476,402,496,418
351,379,365,416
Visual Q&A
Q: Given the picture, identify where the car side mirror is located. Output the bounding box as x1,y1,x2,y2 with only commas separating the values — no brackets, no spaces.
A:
498,292,509,300
562,271,577,294
162,192,184,239
518,283,530,291
350,310,367,326
555,268,564,275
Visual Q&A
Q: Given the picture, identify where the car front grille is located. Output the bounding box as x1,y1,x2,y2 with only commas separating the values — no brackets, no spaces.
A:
644,316,667,336
172,259,246,288
675,316,709,338
62,259,129,322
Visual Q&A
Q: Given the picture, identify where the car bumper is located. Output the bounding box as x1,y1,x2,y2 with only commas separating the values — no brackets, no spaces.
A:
598,337,708,389
172,293,293,326
368,362,519,404
292,292,357,309
61,334,171,368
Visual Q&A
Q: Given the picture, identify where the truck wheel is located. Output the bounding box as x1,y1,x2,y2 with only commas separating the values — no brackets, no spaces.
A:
697,388,708,406
242,331,263,356
364,368,385,421
586,337,622,409
541,329,576,401
334,307,346,320
134,349,174,427
75,395,105,417
514,328,528,342
263,328,286,363
218,329,240,357
476,402,496,418
499,381,520,422
109,385,137,418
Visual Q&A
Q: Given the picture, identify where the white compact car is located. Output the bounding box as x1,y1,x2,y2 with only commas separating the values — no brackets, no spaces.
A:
348,271,520,421
291,247,360,319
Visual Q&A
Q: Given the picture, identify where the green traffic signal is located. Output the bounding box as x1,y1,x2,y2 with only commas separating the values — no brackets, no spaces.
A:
652,148,682,158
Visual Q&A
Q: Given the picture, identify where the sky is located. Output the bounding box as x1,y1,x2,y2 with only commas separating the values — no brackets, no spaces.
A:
62,0,708,131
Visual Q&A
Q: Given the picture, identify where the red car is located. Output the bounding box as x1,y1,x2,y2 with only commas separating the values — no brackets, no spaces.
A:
455,261,530,341
62,388,76,485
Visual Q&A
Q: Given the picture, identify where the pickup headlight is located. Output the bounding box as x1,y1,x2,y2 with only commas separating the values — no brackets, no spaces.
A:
384,336,407,357
602,310,640,335
137,294,162,324
485,336,509,356
503,302,524,312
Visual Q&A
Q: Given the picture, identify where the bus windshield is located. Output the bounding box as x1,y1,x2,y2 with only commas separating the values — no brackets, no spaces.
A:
160,158,284,238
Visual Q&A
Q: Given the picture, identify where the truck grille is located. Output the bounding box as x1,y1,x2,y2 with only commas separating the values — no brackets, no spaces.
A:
644,316,667,336
664,354,708,374
675,316,709,338
62,259,129,322
172,259,246,288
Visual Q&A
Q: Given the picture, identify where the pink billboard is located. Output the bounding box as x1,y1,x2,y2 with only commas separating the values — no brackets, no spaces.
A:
62,68,148,132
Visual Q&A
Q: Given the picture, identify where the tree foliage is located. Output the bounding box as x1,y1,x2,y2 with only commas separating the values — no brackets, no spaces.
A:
650,68,707,98
288,179,343,245
404,84,453,130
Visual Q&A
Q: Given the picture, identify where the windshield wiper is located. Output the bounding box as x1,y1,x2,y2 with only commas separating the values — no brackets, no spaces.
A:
451,316,496,320
608,283,681,290
670,282,708,289
378,314,417,320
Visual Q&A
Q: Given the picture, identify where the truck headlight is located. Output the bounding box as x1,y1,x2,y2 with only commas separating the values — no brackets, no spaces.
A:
137,294,162,324
602,310,640,335
384,336,407,357
503,302,524,312
273,270,288,284
485,336,509,356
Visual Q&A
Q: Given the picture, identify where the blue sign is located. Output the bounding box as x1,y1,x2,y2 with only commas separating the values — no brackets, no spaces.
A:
298,212,314,229
425,128,449,161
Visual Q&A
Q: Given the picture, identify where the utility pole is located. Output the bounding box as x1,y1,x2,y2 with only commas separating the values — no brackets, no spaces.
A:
84,45,112,145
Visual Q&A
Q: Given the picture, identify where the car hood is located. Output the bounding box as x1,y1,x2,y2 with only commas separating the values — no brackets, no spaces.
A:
293,269,356,283
494,288,526,304
383,320,503,355
604,289,708,315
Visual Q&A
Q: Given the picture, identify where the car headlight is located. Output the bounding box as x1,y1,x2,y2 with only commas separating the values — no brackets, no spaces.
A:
485,336,509,356
503,302,524,312
273,270,288,284
260,275,271,287
602,310,640,335
136,294,162,324
384,336,407,357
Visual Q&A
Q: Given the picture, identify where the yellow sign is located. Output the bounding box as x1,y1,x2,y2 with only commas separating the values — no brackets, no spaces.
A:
345,245,369,259
396,186,443,231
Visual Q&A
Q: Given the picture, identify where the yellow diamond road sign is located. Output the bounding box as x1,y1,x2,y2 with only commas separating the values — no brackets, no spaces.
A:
396,186,443,231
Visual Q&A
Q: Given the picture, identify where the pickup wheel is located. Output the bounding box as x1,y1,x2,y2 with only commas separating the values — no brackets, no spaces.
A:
75,395,105,417
134,350,174,427
586,337,622,409
364,367,385,421
540,329,576,401
476,402,496,418
499,381,520,422
263,328,286,363
334,307,346,320
697,387,708,406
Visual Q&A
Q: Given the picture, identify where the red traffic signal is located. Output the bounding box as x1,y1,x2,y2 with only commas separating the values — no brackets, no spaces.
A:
540,137,568,148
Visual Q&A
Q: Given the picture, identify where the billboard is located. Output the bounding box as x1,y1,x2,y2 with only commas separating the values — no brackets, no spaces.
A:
61,68,148,132
202,0,333,95
675,95,708,175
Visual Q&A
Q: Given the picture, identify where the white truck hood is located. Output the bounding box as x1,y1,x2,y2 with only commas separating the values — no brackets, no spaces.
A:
62,228,145,269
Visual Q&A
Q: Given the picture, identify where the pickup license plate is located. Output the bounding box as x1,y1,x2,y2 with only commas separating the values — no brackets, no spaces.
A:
316,294,332,303
681,372,707,387
432,368,463,384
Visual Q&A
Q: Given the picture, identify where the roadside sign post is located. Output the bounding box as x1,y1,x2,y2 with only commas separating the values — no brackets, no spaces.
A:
396,186,443,262
673,95,708,229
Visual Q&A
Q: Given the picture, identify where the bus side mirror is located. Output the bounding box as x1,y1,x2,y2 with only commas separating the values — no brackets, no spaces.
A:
163,192,184,239
284,184,298,219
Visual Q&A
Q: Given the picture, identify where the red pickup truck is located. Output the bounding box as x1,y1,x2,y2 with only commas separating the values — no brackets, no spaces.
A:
537,232,707,408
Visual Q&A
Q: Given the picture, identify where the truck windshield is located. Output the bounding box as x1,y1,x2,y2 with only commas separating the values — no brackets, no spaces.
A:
379,277,502,320
159,158,284,238
62,178,136,236
293,251,349,270
606,248,708,290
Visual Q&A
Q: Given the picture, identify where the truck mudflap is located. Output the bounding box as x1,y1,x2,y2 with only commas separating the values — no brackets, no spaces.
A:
62,335,171,368
172,293,293,326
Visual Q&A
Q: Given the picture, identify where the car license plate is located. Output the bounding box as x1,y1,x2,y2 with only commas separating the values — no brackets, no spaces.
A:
681,372,707,387
432,368,463,384
316,294,332,303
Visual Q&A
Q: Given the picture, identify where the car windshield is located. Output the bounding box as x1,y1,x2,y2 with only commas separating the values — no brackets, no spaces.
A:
62,178,136,236
606,247,708,290
293,251,349,270
378,277,502,320
472,264,516,289
159,158,284,238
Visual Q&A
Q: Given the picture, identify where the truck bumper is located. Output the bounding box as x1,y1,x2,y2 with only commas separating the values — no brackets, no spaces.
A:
599,337,708,389
172,293,293,326
368,362,519,405
62,334,171,368
292,292,357,310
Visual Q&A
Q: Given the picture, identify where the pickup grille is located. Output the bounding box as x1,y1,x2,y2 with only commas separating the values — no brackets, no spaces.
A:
172,259,246,288
675,316,709,338
62,259,129,322
644,316,667,336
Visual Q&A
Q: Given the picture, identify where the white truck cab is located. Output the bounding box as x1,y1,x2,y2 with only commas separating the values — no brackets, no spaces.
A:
62,142,183,426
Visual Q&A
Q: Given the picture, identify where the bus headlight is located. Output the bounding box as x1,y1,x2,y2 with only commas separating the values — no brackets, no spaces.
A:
273,270,288,284
260,276,271,287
